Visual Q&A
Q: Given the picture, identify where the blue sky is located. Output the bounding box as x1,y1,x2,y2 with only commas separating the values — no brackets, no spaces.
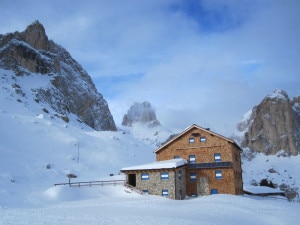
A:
1,0,299,135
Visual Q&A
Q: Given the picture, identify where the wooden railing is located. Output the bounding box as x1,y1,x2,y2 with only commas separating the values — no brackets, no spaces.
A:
54,180,144,196
54,179,125,187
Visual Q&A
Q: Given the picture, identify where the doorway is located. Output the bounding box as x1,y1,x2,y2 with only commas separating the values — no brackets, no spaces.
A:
128,174,136,187
198,177,210,195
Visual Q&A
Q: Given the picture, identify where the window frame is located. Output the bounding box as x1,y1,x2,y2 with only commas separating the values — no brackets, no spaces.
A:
161,172,169,180
141,173,149,180
200,136,206,142
189,137,195,143
215,170,222,180
189,155,196,164
162,189,169,197
214,153,221,162
190,172,196,181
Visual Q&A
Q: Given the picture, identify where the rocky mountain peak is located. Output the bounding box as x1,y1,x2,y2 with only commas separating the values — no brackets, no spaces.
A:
122,101,160,127
0,21,117,131
237,89,300,156
266,89,289,102
23,20,49,51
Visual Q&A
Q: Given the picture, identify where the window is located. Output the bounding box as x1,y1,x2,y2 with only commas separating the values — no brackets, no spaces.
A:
200,136,206,142
214,153,221,162
162,189,169,197
178,170,182,180
141,173,149,180
190,172,196,181
189,137,195,143
174,156,180,159
142,190,149,194
211,189,218,194
215,170,222,180
189,155,196,164
161,172,169,180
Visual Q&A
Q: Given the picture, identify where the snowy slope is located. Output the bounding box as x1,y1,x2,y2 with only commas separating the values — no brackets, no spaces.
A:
242,148,300,189
120,123,173,147
0,73,154,207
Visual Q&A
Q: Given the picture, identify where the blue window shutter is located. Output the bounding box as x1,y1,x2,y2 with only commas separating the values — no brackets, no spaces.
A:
189,155,196,164
162,189,169,196
215,170,222,180
141,173,149,180
214,153,221,162
211,189,218,194
190,172,196,181
161,172,169,180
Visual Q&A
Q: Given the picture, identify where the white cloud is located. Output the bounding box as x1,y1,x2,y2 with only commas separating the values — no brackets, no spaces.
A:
0,0,299,136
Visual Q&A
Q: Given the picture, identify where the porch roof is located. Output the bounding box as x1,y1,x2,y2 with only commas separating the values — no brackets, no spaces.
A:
121,158,187,171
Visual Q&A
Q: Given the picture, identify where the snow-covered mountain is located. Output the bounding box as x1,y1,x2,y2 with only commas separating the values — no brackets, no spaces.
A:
121,101,173,147
235,89,300,197
236,89,300,156
0,20,116,131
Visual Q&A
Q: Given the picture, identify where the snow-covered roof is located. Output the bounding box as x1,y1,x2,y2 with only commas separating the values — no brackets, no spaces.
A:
244,186,284,194
121,158,187,171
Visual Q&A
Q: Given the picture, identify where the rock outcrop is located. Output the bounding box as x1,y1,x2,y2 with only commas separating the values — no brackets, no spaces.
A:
0,20,116,131
122,101,160,127
237,89,300,155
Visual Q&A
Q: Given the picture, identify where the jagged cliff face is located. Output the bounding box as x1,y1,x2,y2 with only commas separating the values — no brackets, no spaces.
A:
0,21,116,131
122,101,160,127
237,90,300,156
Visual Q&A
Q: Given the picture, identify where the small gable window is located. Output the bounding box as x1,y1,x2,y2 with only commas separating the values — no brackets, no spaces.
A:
200,136,206,142
189,138,195,143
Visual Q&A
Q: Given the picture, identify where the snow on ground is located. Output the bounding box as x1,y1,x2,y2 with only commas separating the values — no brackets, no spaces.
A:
242,149,300,188
0,184,299,225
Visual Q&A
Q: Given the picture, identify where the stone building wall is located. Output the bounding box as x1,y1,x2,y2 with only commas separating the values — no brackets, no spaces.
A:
135,169,177,199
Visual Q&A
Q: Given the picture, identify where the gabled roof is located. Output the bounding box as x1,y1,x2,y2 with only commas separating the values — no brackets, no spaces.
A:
154,124,242,153
121,158,187,171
